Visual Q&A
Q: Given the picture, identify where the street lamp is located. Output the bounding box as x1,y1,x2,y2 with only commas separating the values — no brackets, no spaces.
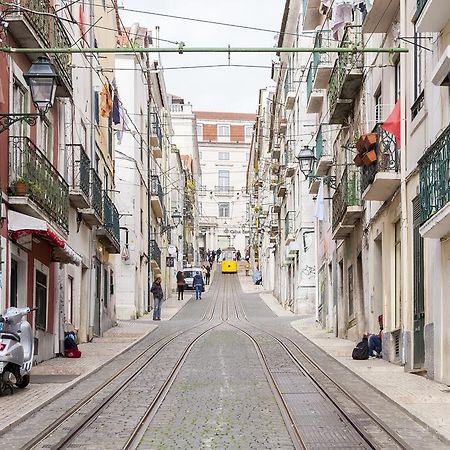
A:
160,208,183,234
296,145,316,179
0,57,59,134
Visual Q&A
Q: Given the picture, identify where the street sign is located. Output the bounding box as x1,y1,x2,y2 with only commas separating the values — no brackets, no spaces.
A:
166,256,175,267
168,245,177,256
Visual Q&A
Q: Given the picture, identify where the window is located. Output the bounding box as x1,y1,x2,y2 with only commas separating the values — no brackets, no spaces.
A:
348,265,354,317
196,124,203,140
218,202,230,217
10,259,18,308
66,276,73,324
103,267,109,308
110,270,114,296
218,152,230,160
244,125,253,143
40,119,51,160
218,170,230,191
374,85,382,123
35,270,48,330
217,125,230,142
412,31,426,119
12,79,27,136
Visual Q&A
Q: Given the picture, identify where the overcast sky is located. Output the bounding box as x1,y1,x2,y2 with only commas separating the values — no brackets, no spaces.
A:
120,1,284,113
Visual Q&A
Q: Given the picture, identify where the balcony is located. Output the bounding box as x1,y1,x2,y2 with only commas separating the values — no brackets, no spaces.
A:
97,193,120,253
415,0,450,32
303,0,325,31
284,211,295,243
277,182,287,198
328,27,363,124
332,167,363,240
306,62,325,114
312,31,334,89
8,136,69,232
284,80,296,110
214,185,235,196
80,169,103,227
363,0,400,34
314,124,334,177
151,174,164,218
150,113,162,158
418,124,450,239
361,126,400,201
67,144,90,209
150,239,162,273
6,0,72,96
272,138,281,160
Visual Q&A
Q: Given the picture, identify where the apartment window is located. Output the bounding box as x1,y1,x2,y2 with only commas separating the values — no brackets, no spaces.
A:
394,220,402,328
218,202,230,217
196,124,203,140
66,276,74,324
35,270,48,330
218,170,230,191
217,125,230,142
39,119,51,161
412,31,426,119
244,125,253,143
110,270,114,296
12,79,27,136
374,86,382,123
10,259,18,308
218,152,230,161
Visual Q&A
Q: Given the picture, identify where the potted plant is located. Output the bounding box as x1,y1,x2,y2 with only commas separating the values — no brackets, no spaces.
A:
14,178,32,195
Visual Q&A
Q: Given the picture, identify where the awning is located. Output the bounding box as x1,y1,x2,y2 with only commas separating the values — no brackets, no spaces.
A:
8,211,81,266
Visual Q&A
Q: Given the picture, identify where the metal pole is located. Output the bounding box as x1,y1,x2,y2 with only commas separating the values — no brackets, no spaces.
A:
0,46,409,55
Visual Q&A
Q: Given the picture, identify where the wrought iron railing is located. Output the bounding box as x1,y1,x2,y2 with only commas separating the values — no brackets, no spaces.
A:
307,61,314,104
312,31,332,81
9,136,69,231
361,125,400,194
150,239,161,267
215,185,233,193
328,26,362,116
150,112,162,147
284,140,296,164
418,124,450,224
67,144,90,200
13,0,72,89
284,211,295,240
315,124,333,161
103,192,120,246
90,169,103,219
332,167,361,230
151,174,164,206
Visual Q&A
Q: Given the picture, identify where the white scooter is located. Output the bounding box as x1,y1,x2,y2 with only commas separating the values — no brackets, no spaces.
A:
0,307,35,394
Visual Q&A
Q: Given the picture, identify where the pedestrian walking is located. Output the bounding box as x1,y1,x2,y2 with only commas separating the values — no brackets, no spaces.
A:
205,264,211,285
192,271,204,300
216,248,222,262
150,276,163,320
176,270,185,301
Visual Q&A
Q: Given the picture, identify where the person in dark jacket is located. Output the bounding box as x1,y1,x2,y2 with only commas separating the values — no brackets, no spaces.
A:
150,276,163,320
192,271,204,300
176,271,185,301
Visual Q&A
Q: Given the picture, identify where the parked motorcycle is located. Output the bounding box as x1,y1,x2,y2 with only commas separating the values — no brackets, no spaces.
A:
0,307,35,394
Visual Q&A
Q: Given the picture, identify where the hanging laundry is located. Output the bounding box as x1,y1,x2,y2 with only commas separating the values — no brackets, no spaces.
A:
116,105,128,145
100,83,112,118
112,92,121,125
331,0,354,41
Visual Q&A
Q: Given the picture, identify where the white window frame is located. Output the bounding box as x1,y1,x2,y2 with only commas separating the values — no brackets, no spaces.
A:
196,124,203,141
33,259,49,331
244,125,253,143
8,244,28,310
218,202,230,217
217,124,230,142
218,151,230,161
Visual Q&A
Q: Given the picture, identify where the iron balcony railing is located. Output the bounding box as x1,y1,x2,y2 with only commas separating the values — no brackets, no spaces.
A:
150,174,164,206
12,0,72,89
315,124,333,161
150,239,162,267
67,144,90,200
332,167,362,230
103,192,120,246
9,136,69,231
90,169,103,219
284,211,295,240
307,61,314,104
284,140,296,165
418,124,450,224
361,125,400,194
328,26,362,115
214,185,233,193
150,112,162,148
312,30,332,81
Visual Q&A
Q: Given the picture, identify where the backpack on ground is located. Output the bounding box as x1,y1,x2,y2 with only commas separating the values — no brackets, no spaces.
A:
352,337,369,360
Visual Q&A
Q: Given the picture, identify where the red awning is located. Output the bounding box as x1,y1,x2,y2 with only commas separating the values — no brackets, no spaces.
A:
11,228,65,248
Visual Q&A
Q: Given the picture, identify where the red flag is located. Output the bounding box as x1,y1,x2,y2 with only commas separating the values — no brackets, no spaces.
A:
381,100,401,147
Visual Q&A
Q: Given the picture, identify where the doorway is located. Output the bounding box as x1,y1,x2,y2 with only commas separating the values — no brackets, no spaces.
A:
94,260,101,336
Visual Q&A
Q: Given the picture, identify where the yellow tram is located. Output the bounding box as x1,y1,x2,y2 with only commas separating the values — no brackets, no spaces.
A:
221,247,238,273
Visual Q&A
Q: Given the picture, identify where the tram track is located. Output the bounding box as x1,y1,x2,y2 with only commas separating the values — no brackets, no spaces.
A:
227,273,408,449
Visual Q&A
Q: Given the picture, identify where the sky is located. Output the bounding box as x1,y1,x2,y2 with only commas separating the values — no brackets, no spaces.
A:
120,1,285,114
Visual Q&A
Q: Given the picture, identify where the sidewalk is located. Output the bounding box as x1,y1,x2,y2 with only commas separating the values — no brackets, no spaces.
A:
238,272,450,442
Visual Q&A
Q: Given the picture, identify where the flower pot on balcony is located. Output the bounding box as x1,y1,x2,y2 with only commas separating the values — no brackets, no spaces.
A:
353,153,364,167
14,179,30,195
356,136,366,154
363,133,377,152
362,149,377,166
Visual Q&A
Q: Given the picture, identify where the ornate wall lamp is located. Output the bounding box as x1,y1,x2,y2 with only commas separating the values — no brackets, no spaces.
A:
296,145,336,189
0,57,59,134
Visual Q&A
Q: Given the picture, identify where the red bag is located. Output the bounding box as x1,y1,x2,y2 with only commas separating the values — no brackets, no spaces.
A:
64,348,82,358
